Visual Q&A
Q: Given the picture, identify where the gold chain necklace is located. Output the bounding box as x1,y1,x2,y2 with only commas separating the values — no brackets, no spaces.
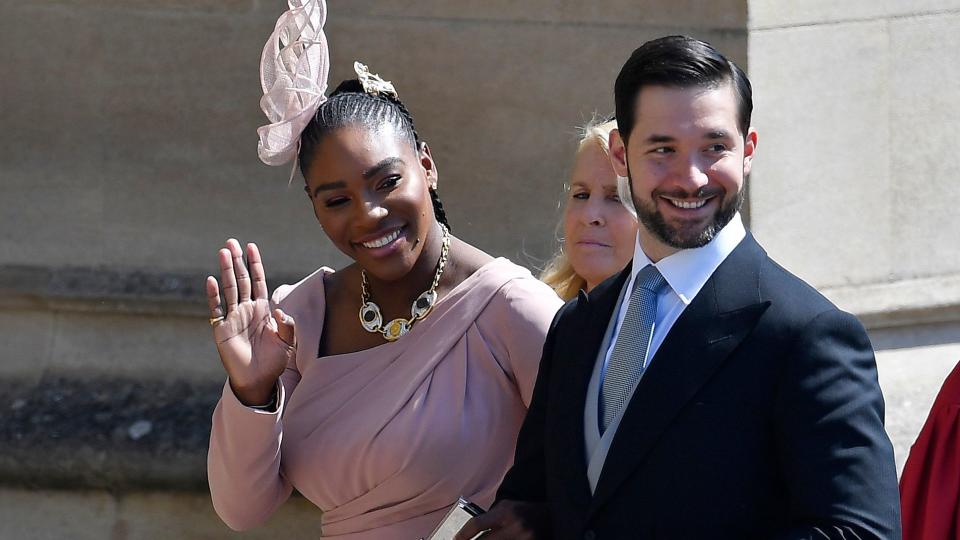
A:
358,224,450,342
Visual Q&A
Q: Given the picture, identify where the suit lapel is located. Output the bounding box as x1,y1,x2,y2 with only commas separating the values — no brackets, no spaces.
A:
587,235,771,516
552,266,631,513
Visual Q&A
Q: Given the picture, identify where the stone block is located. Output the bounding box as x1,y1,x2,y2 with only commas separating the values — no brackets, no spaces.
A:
23,0,259,10
750,0,960,29
337,0,747,30
748,21,892,289
47,311,223,380
0,376,218,490
0,488,323,539
0,488,116,540
870,320,960,353
0,168,106,268
822,274,960,330
888,13,960,278
0,4,108,267
116,491,323,539
0,310,55,384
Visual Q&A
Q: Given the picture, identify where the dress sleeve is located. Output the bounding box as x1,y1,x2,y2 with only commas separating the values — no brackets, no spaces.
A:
497,305,565,508
477,277,562,407
206,283,303,531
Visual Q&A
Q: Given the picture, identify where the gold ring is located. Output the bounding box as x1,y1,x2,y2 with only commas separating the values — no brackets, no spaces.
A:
208,316,225,326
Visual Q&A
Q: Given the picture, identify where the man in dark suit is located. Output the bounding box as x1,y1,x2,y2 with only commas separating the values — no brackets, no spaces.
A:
458,36,901,539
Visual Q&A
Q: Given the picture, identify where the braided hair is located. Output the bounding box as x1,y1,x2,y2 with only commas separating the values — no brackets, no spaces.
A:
298,80,451,231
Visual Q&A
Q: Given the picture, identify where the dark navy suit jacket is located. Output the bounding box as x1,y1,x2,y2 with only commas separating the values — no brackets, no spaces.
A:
498,233,901,539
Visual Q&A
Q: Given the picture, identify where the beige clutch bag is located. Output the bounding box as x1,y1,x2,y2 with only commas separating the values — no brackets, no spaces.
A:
420,497,485,540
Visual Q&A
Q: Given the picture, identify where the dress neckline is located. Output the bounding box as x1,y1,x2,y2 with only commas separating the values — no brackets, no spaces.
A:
315,257,512,361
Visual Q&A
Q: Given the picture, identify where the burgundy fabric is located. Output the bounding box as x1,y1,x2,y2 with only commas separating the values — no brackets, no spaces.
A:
901,360,960,540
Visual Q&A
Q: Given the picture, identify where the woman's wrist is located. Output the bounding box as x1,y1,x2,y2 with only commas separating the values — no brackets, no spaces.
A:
246,387,279,411
231,379,279,409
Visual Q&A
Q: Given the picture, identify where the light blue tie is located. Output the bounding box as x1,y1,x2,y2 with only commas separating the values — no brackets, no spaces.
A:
599,265,667,434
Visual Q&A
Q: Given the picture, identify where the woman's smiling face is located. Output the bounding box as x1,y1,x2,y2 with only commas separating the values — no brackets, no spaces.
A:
563,143,639,291
303,124,437,282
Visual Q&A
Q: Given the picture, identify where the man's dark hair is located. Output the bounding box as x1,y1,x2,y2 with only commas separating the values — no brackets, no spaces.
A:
298,79,451,230
614,35,753,143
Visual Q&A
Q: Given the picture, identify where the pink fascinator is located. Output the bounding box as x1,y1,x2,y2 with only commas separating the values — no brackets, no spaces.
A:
257,0,329,167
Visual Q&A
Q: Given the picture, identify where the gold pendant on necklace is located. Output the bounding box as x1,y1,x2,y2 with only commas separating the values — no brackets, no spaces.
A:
383,318,410,341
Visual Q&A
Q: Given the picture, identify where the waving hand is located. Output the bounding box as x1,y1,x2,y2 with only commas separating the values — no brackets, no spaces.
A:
206,239,296,406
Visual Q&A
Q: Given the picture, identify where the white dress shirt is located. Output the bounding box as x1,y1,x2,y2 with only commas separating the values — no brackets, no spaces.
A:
583,213,746,493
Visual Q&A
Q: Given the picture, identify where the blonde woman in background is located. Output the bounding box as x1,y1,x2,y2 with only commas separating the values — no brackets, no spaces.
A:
541,119,639,300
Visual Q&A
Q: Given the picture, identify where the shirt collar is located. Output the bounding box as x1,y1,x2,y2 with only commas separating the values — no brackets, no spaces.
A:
632,213,746,305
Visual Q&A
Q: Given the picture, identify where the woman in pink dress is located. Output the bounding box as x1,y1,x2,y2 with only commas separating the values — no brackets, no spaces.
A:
204,2,562,538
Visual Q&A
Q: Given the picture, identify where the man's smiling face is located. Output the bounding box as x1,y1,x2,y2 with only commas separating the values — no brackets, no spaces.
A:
611,82,757,261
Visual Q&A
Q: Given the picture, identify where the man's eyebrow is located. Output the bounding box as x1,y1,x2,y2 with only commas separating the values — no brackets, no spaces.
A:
644,134,675,144
705,129,731,139
312,180,346,197
362,157,405,180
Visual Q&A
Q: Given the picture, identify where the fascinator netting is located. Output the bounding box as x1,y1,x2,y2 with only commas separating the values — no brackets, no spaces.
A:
257,0,329,167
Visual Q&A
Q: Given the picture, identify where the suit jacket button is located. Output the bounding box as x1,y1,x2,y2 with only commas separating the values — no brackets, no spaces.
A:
584,530,596,540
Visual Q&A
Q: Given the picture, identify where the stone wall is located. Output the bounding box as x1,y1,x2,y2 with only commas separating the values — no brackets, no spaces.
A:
746,0,960,472
0,1,748,537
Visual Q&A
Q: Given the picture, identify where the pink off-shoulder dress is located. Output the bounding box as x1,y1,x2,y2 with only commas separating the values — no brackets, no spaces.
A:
208,258,562,539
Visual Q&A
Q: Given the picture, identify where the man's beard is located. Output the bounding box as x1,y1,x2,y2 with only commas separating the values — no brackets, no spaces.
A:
630,179,743,250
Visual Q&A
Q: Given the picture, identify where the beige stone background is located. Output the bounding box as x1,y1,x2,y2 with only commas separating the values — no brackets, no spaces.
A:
1,0,958,537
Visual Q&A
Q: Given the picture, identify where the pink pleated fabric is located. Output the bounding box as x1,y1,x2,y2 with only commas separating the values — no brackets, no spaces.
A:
208,258,562,538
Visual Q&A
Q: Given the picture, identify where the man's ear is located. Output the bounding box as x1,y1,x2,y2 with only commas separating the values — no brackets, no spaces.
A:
742,127,758,176
609,128,630,178
419,141,438,189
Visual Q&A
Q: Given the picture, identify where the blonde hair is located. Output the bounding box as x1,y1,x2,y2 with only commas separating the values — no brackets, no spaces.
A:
541,118,621,300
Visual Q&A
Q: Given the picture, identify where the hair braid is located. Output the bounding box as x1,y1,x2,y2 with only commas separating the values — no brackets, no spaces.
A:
429,187,451,231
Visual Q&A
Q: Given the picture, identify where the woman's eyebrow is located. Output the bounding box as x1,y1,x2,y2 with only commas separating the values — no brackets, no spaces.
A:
312,180,346,197
362,157,405,180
